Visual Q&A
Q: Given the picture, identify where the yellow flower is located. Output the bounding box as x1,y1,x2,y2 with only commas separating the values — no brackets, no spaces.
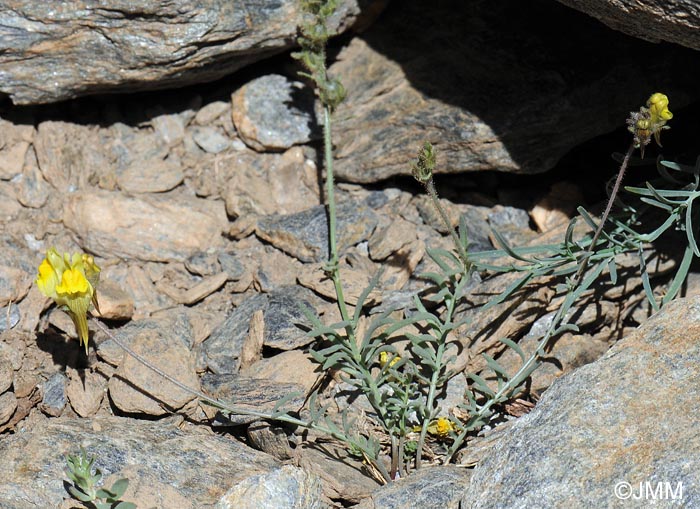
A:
36,248,101,353
427,417,456,438
379,351,400,368
630,93,672,156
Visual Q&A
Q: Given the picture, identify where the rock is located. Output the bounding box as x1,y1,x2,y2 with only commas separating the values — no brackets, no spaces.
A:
0,118,34,180
487,205,536,246
232,74,318,151
63,190,227,262
94,278,135,321
66,368,107,418
13,148,50,208
0,391,16,426
201,286,318,374
39,372,67,417
0,416,322,508
200,373,306,426
159,272,229,305
34,121,110,192
218,251,246,280
256,202,378,263
194,100,230,125
0,353,12,394
185,251,221,277
530,181,585,232
0,1,378,105
191,126,232,154
555,0,700,51
329,0,700,183
300,447,382,504
462,296,700,508
246,421,294,460
201,292,268,374
107,317,199,416
116,157,184,193
223,147,320,218
0,183,22,221
150,112,186,148
355,465,471,509
0,303,20,332
241,350,320,395
217,464,323,509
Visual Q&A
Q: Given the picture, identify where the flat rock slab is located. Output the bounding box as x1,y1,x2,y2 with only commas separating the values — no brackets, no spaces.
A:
0,416,322,508
0,0,378,104
462,296,700,508
330,0,700,183
201,373,306,426
63,190,227,262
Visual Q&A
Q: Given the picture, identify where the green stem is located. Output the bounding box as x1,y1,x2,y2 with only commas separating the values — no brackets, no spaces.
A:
416,276,466,468
323,105,353,335
424,178,470,270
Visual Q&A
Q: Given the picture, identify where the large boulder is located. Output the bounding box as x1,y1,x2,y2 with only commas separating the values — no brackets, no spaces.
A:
0,0,384,105
330,0,700,182
555,0,700,51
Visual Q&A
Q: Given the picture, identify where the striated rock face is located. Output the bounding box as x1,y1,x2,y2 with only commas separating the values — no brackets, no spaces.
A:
330,0,700,182
0,0,383,105
555,0,700,51
461,296,700,508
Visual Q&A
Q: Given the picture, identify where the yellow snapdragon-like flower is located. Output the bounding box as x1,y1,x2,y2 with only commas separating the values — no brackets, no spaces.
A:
36,248,101,353
629,93,672,156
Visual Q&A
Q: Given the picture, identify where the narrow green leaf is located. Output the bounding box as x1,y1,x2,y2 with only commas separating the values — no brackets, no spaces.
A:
662,245,695,305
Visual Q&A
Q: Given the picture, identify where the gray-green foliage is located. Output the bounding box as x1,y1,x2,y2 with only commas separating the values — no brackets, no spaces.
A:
64,447,136,509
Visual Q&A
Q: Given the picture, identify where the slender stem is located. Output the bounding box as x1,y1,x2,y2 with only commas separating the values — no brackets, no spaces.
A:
92,318,392,482
424,178,470,270
323,106,353,332
573,142,635,283
416,276,465,468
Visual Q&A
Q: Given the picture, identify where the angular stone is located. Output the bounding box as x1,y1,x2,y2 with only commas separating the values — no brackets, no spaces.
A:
0,416,321,508
39,372,67,417
191,126,232,154
241,350,320,395
13,148,50,208
116,157,184,193
200,292,268,374
218,251,246,281
94,278,135,321
0,118,33,179
63,190,227,262
34,121,109,191
0,1,375,104
356,465,471,509
0,353,13,394
107,317,199,416
0,391,16,426
462,296,700,508
224,147,320,218
232,74,318,151
0,304,20,332
194,100,230,125
201,373,305,426
201,286,317,373
256,202,378,263
66,368,107,418
185,251,221,277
